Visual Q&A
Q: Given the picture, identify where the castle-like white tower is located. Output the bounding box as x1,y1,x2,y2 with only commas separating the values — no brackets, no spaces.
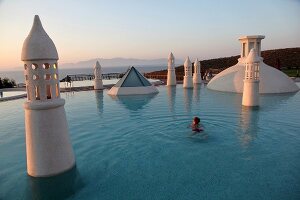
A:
193,58,202,84
242,49,260,106
21,15,75,177
94,61,103,90
183,57,193,88
207,35,299,93
167,52,176,86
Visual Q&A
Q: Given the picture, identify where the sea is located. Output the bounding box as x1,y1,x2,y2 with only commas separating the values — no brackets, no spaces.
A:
0,66,166,84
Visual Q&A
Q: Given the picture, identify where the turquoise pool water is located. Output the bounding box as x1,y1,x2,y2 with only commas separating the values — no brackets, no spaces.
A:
0,84,299,200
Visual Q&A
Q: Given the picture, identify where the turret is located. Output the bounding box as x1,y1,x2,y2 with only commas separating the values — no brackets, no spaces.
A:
242,48,260,106
22,15,75,177
167,52,176,86
193,58,202,84
94,61,103,90
238,35,265,63
183,57,193,88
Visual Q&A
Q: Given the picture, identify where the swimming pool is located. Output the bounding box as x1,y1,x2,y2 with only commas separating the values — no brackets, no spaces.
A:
0,84,299,200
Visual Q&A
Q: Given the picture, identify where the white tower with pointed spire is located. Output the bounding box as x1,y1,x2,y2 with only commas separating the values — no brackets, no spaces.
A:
94,61,103,90
193,58,202,84
242,49,260,106
167,52,176,86
183,57,193,88
21,15,75,177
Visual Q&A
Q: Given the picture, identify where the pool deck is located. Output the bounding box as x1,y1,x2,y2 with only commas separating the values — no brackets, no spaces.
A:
0,78,299,102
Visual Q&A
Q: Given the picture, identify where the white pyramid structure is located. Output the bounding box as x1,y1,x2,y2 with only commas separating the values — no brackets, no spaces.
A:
108,66,159,95
207,35,299,93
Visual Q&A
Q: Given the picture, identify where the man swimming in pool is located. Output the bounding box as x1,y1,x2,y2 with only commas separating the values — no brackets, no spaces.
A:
190,117,203,133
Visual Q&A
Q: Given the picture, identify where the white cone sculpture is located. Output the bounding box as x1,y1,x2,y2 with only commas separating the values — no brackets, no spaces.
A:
193,58,202,84
21,15,75,177
183,57,193,88
94,61,104,90
167,52,176,86
242,49,260,107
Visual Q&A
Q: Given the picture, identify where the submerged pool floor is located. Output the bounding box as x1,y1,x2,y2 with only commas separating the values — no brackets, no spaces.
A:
0,85,299,200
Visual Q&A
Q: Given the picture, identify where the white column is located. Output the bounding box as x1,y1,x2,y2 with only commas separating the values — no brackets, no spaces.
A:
94,61,104,90
22,15,75,177
183,57,193,88
167,52,177,86
193,58,202,84
242,49,260,107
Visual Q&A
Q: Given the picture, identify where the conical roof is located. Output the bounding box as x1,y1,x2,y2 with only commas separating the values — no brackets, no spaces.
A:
246,49,261,63
194,58,200,67
168,52,174,60
114,66,152,87
94,61,101,69
184,57,191,68
21,15,58,61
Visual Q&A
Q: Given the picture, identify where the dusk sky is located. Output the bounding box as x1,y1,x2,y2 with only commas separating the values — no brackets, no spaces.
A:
0,0,299,69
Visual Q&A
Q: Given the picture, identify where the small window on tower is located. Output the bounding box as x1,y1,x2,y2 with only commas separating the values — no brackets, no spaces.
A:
27,87,31,101
32,63,38,70
53,74,58,80
35,86,40,100
44,74,51,80
24,64,27,70
53,63,57,69
43,63,50,69
56,84,59,97
46,85,51,99
33,74,39,80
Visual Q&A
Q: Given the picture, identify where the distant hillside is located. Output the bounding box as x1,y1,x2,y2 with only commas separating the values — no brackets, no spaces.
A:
146,48,300,78
60,57,184,68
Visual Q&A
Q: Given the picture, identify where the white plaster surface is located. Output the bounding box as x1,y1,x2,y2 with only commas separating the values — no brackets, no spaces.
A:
207,62,299,93
193,58,202,84
22,15,75,177
22,15,58,61
183,57,193,88
207,35,299,94
167,52,177,86
24,100,75,177
94,61,104,90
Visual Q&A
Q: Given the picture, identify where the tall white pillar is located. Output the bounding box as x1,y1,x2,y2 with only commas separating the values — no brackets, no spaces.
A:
242,49,260,107
193,58,202,84
167,52,177,86
183,57,193,88
21,15,75,177
94,61,104,90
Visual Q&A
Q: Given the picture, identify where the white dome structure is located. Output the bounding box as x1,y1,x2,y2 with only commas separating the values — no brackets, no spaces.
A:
108,66,159,95
207,35,299,94
94,61,103,90
22,15,75,177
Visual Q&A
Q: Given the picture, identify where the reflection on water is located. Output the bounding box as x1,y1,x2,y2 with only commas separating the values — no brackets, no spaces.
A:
260,93,295,111
166,86,176,113
26,166,83,200
238,106,259,148
109,94,157,111
183,88,193,113
193,84,201,103
95,91,104,115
